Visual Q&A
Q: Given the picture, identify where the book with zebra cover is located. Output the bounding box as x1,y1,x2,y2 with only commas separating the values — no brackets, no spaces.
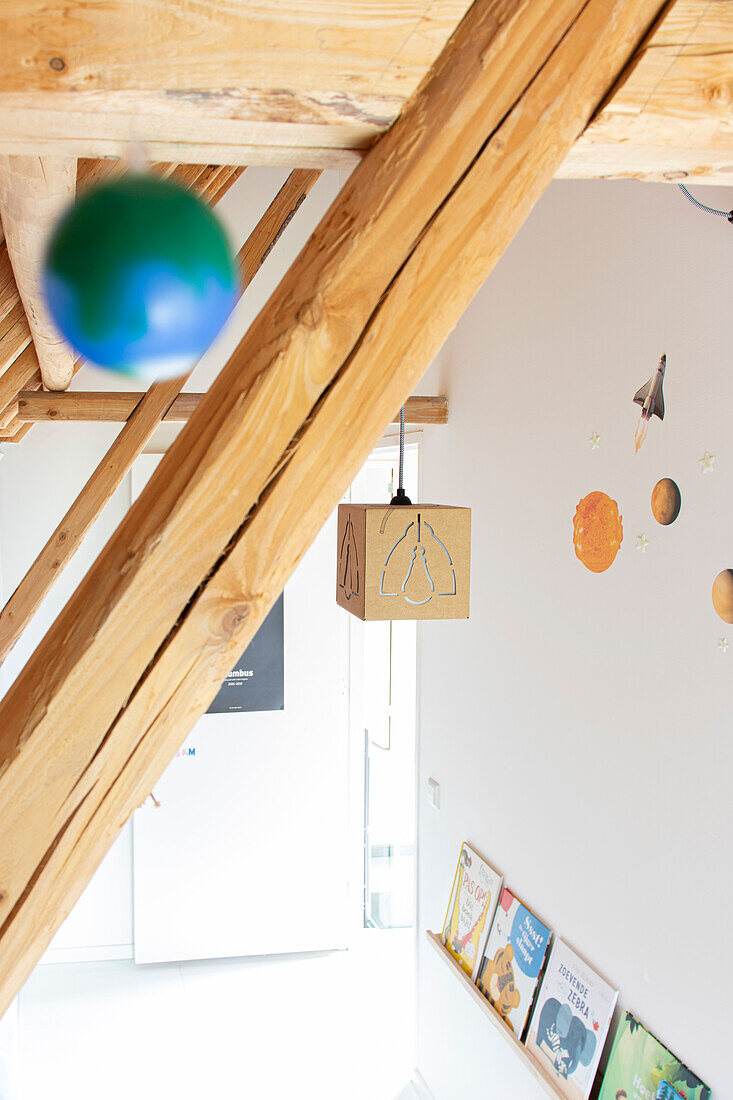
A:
476,887,552,1040
441,842,502,980
598,1011,711,1100
526,938,618,1100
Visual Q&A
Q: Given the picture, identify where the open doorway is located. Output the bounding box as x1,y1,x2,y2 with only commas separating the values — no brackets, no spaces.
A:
347,443,419,934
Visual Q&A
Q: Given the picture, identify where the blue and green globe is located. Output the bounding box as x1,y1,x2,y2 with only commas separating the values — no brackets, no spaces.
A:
44,174,238,379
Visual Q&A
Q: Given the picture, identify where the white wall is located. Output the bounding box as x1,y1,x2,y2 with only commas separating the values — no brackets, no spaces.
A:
416,180,733,1097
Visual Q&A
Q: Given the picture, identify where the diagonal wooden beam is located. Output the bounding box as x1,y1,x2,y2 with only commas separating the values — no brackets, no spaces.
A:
0,155,76,390
15,390,448,426
0,298,32,380
0,167,319,665
0,0,668,1016
0,248,18,325
0,345,41,427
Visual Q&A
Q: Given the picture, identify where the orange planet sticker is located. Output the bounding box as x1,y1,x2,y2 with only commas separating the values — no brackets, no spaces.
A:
573,491,623,573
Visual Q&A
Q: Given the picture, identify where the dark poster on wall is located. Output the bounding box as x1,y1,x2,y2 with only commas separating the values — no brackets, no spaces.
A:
206,595,285,714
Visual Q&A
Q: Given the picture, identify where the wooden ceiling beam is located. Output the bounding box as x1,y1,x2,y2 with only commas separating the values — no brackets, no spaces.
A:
0,0,730,181
0,155,76,390
0,0,451,165
564,0,733,184
0,167,320,665
15,390,448,426
0,130,361,172
0,0,666,1015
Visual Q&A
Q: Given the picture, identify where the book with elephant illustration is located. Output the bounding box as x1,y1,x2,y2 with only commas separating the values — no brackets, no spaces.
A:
441,842,502,979
475,888,551,1040
525,938,618,1100
598,1011,711,1100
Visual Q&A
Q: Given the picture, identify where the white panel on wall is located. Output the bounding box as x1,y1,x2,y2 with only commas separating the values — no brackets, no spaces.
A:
131,456,350,964
416,180,733,1097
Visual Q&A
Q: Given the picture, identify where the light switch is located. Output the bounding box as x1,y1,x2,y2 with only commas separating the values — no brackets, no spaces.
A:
427,777,440,811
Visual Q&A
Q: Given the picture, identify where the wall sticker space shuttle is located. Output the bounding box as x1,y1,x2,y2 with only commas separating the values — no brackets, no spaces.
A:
633,353,666,453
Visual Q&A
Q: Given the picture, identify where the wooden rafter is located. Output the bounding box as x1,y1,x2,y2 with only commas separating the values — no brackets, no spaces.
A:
0,167,321,667
0,0,668,1016
0,0,728,181
13,390,448,426
0,155,76,390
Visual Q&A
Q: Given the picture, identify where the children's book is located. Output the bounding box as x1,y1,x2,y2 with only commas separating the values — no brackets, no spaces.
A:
526,938,618,1100
657,1086,688,1100
598,1011,711,1100
476,888,551,1039
441,842,502,980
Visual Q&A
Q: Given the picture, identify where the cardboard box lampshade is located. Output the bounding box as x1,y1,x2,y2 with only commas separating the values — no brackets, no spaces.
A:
336,503,470,621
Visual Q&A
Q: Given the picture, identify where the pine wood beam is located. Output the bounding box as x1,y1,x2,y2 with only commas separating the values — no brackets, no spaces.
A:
0,168,319,664
0,298,32,380
0,0,668,1016
0,337,37,411
0,156,76,390
14,391,448,426
0,1,728,182
0,0,461,165
564,0,733,184
0,249,18,325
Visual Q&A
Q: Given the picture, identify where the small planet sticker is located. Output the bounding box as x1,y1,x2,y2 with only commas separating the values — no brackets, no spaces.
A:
651,477,681,526
573,491,623,573
712,569,733,624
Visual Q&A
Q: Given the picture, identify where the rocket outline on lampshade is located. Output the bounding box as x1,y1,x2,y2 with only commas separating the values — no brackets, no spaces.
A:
633,353,666,453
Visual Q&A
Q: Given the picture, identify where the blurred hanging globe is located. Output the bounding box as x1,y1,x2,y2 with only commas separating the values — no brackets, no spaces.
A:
43,174,238,380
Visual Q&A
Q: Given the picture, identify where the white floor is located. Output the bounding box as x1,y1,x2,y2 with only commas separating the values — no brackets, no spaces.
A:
17,929,415,1100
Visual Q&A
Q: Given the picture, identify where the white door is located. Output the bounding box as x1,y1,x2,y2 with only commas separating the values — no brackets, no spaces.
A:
131,455,350,963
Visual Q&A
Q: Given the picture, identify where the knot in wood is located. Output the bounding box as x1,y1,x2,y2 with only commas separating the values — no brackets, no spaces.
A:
221,604,250,638
706,80,731,107
296,298,323,330
49,56,66,72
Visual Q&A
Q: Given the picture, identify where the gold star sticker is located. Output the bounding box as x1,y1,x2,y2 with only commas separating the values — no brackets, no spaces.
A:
589,432,600,450
719,638,729,653
636,534,649,553
700,451,716,474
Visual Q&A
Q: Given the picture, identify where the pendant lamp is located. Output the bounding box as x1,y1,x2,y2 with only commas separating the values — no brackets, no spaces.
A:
336,406,470,621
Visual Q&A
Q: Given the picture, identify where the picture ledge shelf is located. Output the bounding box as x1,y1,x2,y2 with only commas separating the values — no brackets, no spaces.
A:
426,930,569,1100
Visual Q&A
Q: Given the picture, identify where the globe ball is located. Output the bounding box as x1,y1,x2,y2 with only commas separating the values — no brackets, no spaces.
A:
43,174,238,380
